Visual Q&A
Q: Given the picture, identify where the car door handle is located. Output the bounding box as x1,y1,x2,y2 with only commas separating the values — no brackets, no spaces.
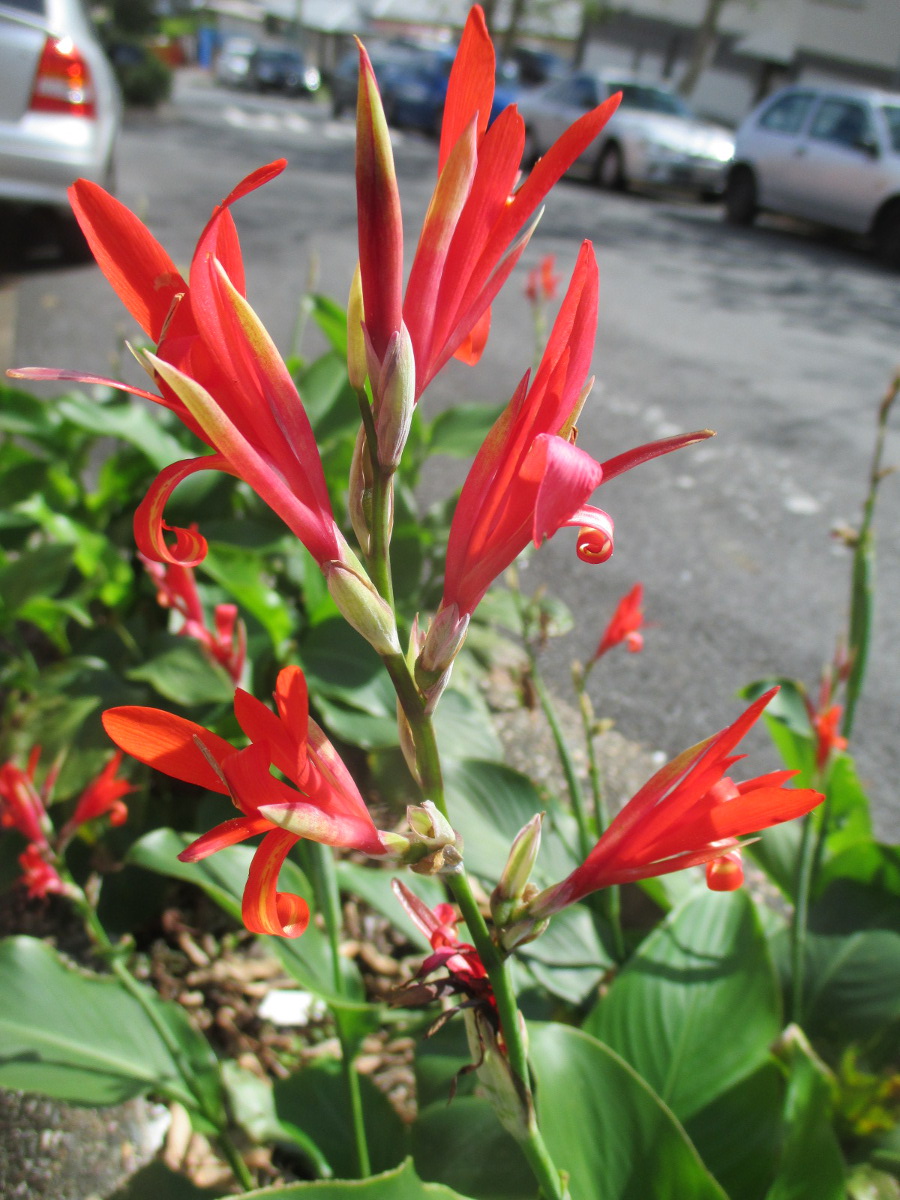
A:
793,145,807,157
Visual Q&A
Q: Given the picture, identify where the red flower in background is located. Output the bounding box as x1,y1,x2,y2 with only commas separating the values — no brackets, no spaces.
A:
525,255,560,305
527,689,823,918
592,583,645,660
355,5,623,398
59,751,133,845
103,666,387,939
142,555,246,685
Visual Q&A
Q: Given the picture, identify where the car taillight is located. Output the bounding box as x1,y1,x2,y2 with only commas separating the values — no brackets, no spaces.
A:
29,35,96,118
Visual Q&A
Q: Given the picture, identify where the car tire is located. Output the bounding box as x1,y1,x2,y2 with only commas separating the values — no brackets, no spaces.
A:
724,166,758,227
596,143,625,191
873,201,900,269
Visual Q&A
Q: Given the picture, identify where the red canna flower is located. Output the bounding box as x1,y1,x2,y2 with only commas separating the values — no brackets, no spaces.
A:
525,255,560,305
102,666,387,938
0,747,54,847
355,6,623,400
526,688,823,919
392,879,495,1013
142,554,247,685
810,703,848,773
11,163,351,578
59,751,133,844
592,583,645,660
421,245,711,671
17,844,65,900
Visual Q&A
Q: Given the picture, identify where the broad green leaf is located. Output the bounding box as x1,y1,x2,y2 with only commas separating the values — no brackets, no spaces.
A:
274,1057,409,1179
309,293,350,358
411,1096,533,1200
127,829,365,1008
819,753,873,861
433,689,503,762
0,936,219,1111
0,543,74,617
234,1158,476,1198
127,638,235,706
56,392,186,469
517,904,611,1003
425,404,505,458
818,841,900,897
301,618,395,718
750,822,803,901
0,384,61,437
110,1160,222,1198
683,1063,785,1200
765,1031,845,1200
335,862,444,951
530,1023,729,1199
300,353,357,443
444,759,578,887
586,890,781,1120
202,541,295,650
800,927,900,1051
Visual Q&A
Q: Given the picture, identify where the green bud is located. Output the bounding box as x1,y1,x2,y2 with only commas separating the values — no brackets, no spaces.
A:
347,265,367,392
324,560,400,655
491,814,543,926
373,324,415,472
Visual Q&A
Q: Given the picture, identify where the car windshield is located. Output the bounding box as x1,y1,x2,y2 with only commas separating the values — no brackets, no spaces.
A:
613,83,693,118
882,105,900,153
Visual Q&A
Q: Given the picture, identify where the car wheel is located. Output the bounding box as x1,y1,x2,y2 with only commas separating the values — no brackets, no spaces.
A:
596,143,625,191
873,201,900,269
55,211,94,264
724,166,758,227
431,104,445,139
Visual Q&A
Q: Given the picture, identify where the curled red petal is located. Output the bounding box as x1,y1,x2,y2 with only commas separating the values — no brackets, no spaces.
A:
133,454,231,566
242,828,310,938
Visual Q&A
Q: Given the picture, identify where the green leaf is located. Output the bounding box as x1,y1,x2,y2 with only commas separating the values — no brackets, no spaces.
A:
56,392,186,469
274,1057,410,1179
444,758,579,887
127,830,364,1008
0,936,217,1110
433,689,503,762
309,293,349,358
301,618,395,717
585,890,782,1120
800,926,900,1050
820,753,873,861
750,822,804,901
425,404,505,458
765,1031,846,1200
127,638,236,706
0,543,74,617
530,1022,729,1199
516,904,612,1004
0,384,61,437
236,1158,476,1198
335,862,444,951
411,1096,533,1200
202,542,295,650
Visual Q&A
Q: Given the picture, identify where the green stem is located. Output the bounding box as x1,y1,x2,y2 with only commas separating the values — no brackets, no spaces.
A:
385,648,568,1198
354,383,395,609
790,812,817,1024
528,656,593,861
575,671,625,962
307,841,372,1179
62,871,255,1191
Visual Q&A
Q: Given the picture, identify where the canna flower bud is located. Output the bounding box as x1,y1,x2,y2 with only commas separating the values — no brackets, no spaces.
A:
348,426,376,554
417,604,470,681
323,559,401,655
705,851,744,892
491,814,543,928
347,265,368,392
373,324,416,473
405,799,464,876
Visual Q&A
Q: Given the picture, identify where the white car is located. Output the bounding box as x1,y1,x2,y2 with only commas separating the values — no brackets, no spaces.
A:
516,71,735,198
725,83,900,266
0,0,120,248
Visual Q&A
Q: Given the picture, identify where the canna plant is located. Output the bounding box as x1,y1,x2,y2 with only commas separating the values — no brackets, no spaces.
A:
2,7,896,1200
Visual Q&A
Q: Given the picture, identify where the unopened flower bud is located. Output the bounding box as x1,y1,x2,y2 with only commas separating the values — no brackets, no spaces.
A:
491,814,543,928
417,604,470,684
347,265,367,392
396,700,423,786
348,426,376,554
403,800,464,875
323,560,400,655
373,324,415,472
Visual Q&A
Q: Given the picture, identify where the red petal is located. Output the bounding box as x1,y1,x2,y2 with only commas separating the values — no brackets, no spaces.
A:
242,828,309,938
68,181,186,342
438,5,494,173
452,307,491,365
134,454,231,566
102,707,232,793
179,814,272,861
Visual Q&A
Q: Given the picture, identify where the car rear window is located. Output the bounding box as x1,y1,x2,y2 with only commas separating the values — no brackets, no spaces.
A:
615,84,692,118
758,91,815,134
3,0,46,11
883,105,900,153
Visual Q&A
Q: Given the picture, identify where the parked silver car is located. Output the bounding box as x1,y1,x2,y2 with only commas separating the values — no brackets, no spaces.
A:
516,71,735,197
0,0,120,240
725,83,900,265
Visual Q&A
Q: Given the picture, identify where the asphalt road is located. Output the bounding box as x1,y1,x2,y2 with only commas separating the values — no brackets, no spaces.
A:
4,73,900,836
